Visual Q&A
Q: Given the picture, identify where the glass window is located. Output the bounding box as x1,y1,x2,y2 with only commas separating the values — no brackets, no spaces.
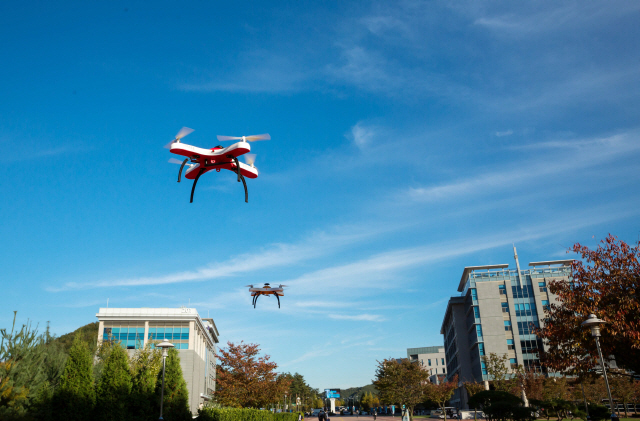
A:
481,361,487,375
539,281,547,292
441,358,445,365
471,289,478,300
498,285,506,295
542,300,550,310
478,343,485,356
504,320,512,331
507,339,514,350
476,325,483,338
428,359,431,366
473,307,480,318
501,302,509,313
510,358,517,368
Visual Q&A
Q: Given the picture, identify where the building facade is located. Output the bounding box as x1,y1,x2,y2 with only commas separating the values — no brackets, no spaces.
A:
407,346,447,382
440,253,572,408
96,307,219,413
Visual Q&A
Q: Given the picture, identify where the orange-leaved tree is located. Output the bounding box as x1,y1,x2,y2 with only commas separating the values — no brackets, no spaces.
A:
215,341,291,408
536,235,640,374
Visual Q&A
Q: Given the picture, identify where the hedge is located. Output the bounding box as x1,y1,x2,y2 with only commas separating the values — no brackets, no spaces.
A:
198,407,303,421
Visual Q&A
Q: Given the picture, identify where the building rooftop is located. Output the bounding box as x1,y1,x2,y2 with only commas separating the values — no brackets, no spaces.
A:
457,264,509,292
96,307,219,343
407,346,444,357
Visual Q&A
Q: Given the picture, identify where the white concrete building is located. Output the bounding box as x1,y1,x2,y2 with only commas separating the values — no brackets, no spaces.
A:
96,307,219,413
407,346,447,382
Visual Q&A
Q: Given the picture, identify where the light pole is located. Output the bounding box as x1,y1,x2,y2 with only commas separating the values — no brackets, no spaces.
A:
581,314,615,420
157,339,175,421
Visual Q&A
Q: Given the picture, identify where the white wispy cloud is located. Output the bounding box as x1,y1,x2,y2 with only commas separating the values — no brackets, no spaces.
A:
495,130,513,137
281,208,638,293
408,132,640,202
328,314,385,322
348,122,378,150
47,224,391,291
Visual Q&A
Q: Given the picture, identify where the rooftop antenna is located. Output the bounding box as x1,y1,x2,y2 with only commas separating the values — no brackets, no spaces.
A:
513,244,523,288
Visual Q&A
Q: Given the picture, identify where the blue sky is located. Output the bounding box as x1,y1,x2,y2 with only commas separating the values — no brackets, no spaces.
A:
1,0,639,390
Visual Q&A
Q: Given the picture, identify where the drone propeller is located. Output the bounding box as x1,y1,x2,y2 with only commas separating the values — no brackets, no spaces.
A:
244,154,257,168
168,158,185,165
217,133,270,142
164,127,194,149
279,284,288,288
245,285,254,288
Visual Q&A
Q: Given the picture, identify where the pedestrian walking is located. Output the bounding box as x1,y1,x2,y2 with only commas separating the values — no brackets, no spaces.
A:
373,410,377,421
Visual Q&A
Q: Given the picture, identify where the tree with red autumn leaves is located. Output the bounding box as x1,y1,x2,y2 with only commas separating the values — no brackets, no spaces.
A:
536,234,640,374
214,341,291,408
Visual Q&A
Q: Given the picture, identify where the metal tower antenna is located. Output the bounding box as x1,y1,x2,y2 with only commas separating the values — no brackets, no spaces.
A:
513,244,524,288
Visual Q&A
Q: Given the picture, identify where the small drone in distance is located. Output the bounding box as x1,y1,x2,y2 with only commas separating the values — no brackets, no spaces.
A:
246,283,287,308
165,127,269,203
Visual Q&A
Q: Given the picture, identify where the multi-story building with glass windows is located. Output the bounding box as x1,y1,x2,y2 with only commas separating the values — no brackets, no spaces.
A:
96,307,220,414
407,346,447,382
440,251,572,409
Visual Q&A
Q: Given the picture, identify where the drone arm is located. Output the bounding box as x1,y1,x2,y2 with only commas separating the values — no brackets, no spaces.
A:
190,168,203,203
178,158,189,182
230,156,248,203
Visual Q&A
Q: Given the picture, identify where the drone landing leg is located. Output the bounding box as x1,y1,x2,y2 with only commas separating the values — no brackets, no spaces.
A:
178,158,188,182
190,169,203,203
253,295,258,308
231,156,249,203
276,295,280,308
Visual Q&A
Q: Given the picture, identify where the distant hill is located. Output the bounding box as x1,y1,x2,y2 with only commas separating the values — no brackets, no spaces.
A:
54,321,99,353
338,384,378,399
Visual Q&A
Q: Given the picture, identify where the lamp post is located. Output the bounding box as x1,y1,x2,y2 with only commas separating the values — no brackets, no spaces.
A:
157,339,175,421
581,314,615,420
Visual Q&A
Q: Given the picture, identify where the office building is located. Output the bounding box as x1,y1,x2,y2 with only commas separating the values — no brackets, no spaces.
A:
96,307,220,413
407,346,447,382
440,250,572,408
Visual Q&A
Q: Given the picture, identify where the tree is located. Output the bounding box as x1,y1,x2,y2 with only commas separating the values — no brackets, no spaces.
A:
464,382,487,420
609,371,635,418
514,369,544,402
373,358,430,421
130,342,163,421
537,235,640,374
0,312,48,420
95,343,133,421
154,347,191,421
280,372,317,411
424,375,459,421
468,390,523,421
54,335,96,421
484,353,514,393
215,341,290,408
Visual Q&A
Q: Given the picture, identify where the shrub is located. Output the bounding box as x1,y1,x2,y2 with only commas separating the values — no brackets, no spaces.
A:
198,407,302,421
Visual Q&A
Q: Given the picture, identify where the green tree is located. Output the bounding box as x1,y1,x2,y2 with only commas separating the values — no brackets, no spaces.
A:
155,347,191,421
0,312,48,420
468,390,523,421
130,342,163,421
96,343,133,421
484,353,513,392
373,358,430,421
609,371,635,418
464,382,486,421
54,335,96,420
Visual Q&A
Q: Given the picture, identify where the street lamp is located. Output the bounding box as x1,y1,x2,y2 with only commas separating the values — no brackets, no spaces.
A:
157,339,175,420
581,314,615,420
